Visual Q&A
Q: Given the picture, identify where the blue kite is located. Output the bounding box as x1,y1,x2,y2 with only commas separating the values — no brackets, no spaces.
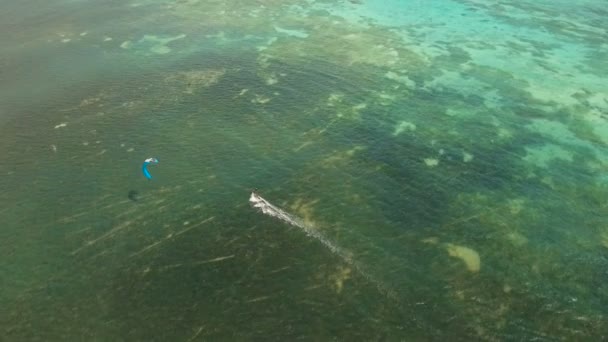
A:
142,157,159,179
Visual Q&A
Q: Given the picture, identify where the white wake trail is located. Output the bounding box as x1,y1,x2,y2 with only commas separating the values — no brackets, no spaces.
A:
249,192,397,300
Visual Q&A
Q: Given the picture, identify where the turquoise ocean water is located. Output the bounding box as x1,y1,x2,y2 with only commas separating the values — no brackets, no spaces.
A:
1,0,607,340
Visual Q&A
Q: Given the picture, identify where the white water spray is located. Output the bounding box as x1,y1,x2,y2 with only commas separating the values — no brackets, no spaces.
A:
249,192,397,300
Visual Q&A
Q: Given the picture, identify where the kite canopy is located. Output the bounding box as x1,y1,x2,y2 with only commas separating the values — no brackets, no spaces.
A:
142,157,159,179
